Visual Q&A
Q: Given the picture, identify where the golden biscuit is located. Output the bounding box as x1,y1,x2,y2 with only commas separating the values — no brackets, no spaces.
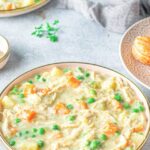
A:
132,36,150,65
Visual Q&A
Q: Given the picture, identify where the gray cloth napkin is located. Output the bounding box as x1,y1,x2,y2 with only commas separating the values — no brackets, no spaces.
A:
50,0,150,33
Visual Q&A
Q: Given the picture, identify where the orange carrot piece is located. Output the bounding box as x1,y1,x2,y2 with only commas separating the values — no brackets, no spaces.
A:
68,76,81,88
80,101,88,109
6,3,14,10
27,111,37,122
129,99,134,104
54,102,70,115
133,125,144,132
115,101,123,110
24,84,36,97
39,88,50,96
104,123,119,136
55,133,63,139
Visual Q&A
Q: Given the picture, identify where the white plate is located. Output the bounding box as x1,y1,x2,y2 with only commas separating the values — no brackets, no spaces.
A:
120,17,150,89
0,0,50,17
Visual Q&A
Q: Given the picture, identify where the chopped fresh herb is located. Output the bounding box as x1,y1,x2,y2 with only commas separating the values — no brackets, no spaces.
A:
32,20,60,43
53,20,59,25
15,118,21,124
114,93,123,102
47,34,58,42
37,140,44,148
52,124,60,130
87,97,96,104
32,24,44,38
66,104,74,110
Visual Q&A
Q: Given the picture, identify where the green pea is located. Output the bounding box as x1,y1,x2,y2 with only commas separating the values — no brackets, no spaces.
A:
52,124,60,130
115,131,121,136
137,102,145,112
42,78,46,82
76,75,84,80
28,80,33,84
139,105,145,111
114,93,123,102
32,128,37,132
11,87,19,94
90,89,97,96
31,134,36,138
90,140,101,149
16,132,22,137
84,72,90,78
85,140,91,146
21,130,29,135
63,68,71,73
37,140,44,148
77,67,84,72
35,74,41,80
39,128,45,135
123,102,130,109
69,115,76,121
100,134,107,141
87,97,96,104
66,104,74,110
18,93,25,98
15,118,21,124
132,108,140,113
9,139,16,146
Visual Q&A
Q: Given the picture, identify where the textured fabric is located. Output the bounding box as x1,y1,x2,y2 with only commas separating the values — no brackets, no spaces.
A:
53,0,150,33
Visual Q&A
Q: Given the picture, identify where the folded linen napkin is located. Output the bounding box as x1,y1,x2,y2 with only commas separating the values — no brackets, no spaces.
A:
51,0,150,33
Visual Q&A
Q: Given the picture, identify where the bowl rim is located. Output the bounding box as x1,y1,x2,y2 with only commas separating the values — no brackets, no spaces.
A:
0,62,149,150
0,0,50,17
119,17,150,90
0,35,10,63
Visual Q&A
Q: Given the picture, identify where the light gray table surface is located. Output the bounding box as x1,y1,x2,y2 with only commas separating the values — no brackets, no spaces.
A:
0,1,149,150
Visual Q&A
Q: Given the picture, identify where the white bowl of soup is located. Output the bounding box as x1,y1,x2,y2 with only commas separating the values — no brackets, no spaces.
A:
0,62,149,150
0,35,10,70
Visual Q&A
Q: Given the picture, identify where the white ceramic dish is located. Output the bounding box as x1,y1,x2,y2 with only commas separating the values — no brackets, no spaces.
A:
0,35,10,69
120,17,150,89
0,0,50,17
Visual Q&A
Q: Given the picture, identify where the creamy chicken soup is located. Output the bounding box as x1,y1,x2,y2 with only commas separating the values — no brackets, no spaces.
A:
0,0,43,10
0,67,148,150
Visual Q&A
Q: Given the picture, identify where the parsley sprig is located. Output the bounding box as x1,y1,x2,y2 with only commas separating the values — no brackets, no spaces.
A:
32,20,60,42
